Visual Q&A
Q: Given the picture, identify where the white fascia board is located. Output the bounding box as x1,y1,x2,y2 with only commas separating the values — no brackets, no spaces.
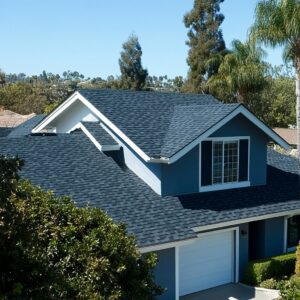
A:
168,105,290,164
80,122,121,152
32,92,81,133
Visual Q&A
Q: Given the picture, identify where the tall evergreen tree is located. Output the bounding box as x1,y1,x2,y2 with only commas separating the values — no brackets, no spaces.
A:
119,35,148,91
184,0,226,93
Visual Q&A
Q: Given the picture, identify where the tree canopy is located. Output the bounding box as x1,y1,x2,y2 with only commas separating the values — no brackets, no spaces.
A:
119,35,148,91
251,0,300,155
0,155,162,299
184,0,226,93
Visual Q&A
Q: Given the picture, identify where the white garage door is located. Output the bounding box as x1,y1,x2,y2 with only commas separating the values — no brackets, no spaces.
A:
179,230,235,296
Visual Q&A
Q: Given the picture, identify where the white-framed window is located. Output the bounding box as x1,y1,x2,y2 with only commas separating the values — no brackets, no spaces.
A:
200,136,250,192
212,140,239,185
286,215,300,252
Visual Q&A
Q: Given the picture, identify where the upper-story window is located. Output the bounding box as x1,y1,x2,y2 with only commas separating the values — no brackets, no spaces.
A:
213,140,239,184
201,137,250,192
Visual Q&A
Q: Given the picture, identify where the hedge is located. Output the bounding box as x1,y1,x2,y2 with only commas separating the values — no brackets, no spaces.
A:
244,252,296,285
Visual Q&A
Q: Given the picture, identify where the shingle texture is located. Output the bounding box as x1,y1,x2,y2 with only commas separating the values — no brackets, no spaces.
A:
1,118,300,248
78,89,239,158
8,115,45,138
81,122,118,146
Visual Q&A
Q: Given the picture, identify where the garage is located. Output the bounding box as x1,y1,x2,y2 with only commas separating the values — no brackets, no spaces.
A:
178,230,236,297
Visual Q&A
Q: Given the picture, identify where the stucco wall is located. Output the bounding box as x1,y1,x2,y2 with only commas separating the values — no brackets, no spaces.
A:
154,248,176,300
101,124,163,195
161,145,199,196
52,99,98,133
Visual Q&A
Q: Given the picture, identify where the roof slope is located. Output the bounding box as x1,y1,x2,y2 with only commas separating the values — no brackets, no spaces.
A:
78,89,233,158
1,118,300,247
8,115,45,138
81,122,118,146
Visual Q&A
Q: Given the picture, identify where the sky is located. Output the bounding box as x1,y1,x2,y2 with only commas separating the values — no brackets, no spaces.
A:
0,0,284,79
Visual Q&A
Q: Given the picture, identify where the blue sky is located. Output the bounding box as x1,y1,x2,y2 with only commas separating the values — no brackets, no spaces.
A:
1,0,284,79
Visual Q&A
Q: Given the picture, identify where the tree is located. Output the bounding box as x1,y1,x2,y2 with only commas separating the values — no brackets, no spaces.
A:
251,0,300,157
207,39,268,106
0,155,162,299
184,0,226,93
119,35,148,90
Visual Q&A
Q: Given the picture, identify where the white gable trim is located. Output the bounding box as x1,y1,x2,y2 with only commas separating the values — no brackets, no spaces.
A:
32,92,153,162
79,122,121,152
168,105,289,164
33,92,290,164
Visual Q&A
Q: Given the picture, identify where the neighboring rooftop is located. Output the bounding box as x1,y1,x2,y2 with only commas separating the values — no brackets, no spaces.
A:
0,108,36,128
273,127,297,146
1,117,300,248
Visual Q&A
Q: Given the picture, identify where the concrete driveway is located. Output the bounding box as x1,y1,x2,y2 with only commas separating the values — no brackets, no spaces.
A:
180,283,279,300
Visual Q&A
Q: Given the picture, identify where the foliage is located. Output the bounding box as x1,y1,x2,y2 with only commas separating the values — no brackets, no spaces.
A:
184,0,226,93
251,0,300,156
0,156,162,299
207,39,268,106
278,275,300,300
243,252,296,285
119,35,148,91
259,74,296,127
259,278,279,289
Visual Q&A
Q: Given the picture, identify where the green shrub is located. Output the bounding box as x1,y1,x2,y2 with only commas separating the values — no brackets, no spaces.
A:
260,278,278,289
278,275,300,300
244,252,296,285
0,156,162,299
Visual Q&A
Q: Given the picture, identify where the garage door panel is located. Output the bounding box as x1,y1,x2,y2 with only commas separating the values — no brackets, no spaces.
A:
179,231,234,296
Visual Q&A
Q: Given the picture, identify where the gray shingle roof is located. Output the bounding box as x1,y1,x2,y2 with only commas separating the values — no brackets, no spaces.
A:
81,122,118,146
78,89,238,158
1,119,300,247
8,115,45,138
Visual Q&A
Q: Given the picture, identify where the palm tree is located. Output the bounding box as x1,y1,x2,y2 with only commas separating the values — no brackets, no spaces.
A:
207,39,267,106
251,0,300,157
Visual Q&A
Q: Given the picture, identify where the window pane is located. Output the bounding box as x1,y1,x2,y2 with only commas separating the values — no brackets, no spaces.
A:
212,142,223,184
223,141,238,183
287,216,300,248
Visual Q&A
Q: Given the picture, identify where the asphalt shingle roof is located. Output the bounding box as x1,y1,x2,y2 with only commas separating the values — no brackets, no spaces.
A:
81,121,118,146
8,115,45,138
1,119,300,247
78,89,238,158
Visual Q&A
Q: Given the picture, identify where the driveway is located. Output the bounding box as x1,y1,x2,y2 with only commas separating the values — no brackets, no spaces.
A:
180,283,279,300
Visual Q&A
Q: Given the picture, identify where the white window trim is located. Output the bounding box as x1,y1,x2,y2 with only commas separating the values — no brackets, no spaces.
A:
199,136,250,192
174,227,239,300
284,215,300,253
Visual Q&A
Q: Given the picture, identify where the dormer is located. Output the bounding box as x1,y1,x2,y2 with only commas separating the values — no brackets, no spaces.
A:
32,89,289,196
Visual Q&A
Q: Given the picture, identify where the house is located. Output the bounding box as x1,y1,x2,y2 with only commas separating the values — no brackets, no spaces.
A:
0,89,300,300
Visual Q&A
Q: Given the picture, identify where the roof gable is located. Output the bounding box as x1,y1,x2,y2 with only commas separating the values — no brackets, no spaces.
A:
32,89,289,163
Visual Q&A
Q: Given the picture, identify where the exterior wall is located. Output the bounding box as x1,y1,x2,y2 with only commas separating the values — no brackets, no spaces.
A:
210,114,269,186
52,99,98,133
101,124,162,195
249,217,285,260
154,248,176,300
239,223,249,280
161,145,199,196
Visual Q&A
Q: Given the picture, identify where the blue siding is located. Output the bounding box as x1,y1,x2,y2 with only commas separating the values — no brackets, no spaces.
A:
211,114,269,186
239,223,249,279
101,123,163,194
249,217,285,260
154,248,176,300
161,145,199,196
264,217,285,257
